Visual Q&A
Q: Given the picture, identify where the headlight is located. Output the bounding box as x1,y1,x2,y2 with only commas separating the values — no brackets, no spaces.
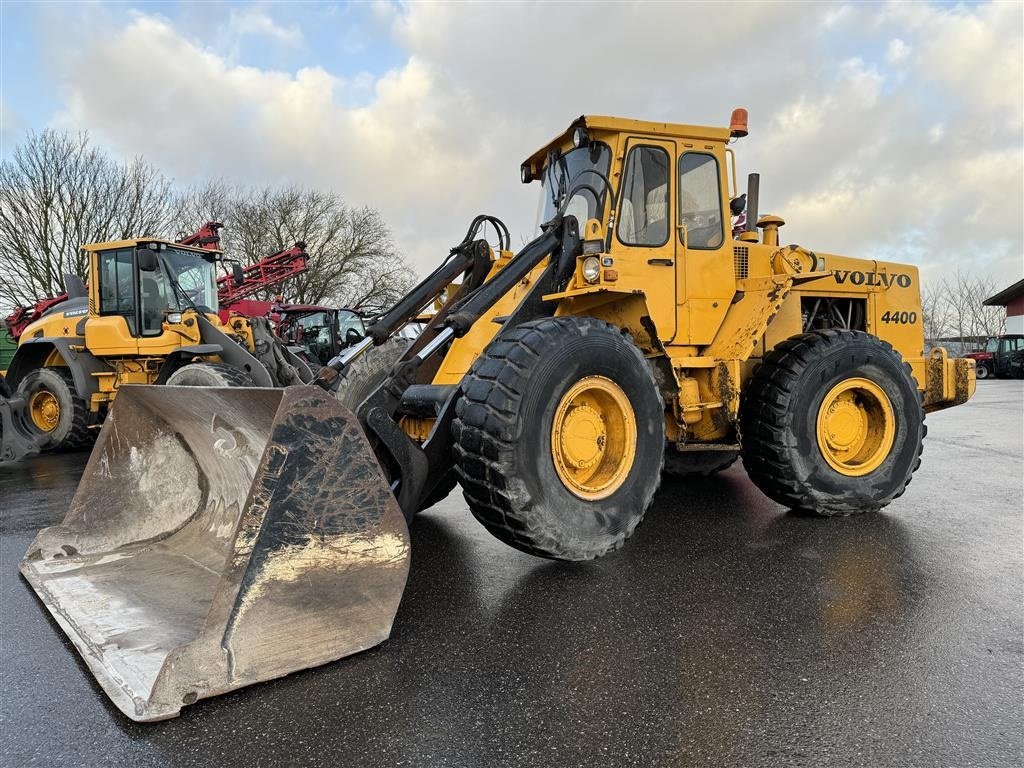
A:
520,164,532,184
166,312,183,324
582,256,601,283
572,126,589,148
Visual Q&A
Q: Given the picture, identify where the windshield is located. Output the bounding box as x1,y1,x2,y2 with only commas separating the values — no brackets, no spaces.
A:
336,310,364,340
163,247,219,313
986,337,999,352
536,142,612,231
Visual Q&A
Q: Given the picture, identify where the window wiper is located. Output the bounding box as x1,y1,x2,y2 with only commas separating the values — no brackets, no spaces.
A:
555,155,569,207
545,163,560,211
157,254,201,315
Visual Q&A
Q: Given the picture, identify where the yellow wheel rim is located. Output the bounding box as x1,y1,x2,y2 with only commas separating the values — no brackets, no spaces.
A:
550,375,636,500
816,377,895,477
29,390,61,433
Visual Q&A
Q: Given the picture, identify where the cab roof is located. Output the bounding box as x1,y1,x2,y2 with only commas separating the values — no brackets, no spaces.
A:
522,114,732,171
81,237,222,255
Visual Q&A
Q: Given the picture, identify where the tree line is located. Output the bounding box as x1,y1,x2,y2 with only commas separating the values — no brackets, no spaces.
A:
922,272,1005,344
0,130,414,314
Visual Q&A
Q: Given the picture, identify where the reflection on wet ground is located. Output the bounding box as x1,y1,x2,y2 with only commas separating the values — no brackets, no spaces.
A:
1,382,1021,767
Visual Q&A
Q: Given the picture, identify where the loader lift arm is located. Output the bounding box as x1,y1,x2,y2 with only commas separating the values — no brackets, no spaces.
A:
318,213,581,519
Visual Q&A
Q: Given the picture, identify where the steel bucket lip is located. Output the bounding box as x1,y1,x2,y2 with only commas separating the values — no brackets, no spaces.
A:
20,384,411,722
19,559,186,721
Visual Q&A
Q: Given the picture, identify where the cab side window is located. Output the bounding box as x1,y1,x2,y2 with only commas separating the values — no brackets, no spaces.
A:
679,153,724,249
98,248,137,334
617,145,670,246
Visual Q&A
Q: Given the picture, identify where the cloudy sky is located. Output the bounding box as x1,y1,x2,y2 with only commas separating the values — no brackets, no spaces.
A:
2,1,1022,285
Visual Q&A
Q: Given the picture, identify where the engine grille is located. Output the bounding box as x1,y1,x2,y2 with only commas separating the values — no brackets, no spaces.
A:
733,246,749,280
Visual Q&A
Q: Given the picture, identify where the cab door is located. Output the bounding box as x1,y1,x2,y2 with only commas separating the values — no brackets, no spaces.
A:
85,247,140,356
676,149,734,345
612,137,678,342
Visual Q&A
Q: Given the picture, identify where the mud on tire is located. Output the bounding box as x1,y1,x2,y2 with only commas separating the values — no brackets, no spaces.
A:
335,337,410,410
165,362,255,387
453,316,664,561
739,329,925,516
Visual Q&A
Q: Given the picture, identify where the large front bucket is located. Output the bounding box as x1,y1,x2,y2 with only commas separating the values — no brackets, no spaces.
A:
19,385,409,721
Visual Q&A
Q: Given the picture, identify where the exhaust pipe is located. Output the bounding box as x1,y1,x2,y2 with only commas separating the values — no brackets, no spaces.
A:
745,173,760,233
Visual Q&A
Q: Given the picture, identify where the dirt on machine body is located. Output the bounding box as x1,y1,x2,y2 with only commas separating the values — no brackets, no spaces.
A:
21,110,975,720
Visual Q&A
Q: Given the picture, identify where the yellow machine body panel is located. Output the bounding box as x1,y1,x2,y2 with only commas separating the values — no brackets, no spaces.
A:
432,255,548,385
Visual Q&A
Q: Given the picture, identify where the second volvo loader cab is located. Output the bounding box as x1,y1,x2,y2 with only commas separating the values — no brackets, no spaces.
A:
1,238,312,457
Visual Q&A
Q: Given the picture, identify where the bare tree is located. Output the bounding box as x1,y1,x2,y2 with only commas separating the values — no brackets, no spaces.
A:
0,131,415,317
0,130,175,309
922,270,1006,345
180,182,414,312
921,284,951,341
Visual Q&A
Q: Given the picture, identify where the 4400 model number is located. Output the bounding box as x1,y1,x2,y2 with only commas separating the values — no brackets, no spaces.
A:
880,310,918,324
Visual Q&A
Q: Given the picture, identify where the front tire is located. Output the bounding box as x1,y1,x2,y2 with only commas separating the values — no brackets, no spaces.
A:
16,367,92,451
974,363,990,380
740,330,925,516
453,317,664,561
335,337,410,410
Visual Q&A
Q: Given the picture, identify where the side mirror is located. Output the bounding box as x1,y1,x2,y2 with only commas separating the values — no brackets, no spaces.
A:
137,250,159,272
232,263,245,286
345,328,363,346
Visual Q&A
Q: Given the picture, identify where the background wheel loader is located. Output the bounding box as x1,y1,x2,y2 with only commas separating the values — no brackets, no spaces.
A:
0,235,313,460
20,110,975,721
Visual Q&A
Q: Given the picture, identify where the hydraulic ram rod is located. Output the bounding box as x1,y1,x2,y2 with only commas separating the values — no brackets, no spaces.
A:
365,249,478,344
314,245,477,390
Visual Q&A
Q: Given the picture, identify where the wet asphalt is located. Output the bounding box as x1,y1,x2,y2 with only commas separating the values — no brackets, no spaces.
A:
0,382,1021,768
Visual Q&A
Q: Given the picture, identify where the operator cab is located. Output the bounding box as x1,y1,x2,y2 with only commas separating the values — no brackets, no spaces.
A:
520,114,742,346
89,240,221,337
279,307,366,366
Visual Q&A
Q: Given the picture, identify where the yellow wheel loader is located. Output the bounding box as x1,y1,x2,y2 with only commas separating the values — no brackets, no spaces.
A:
20,112,975,720
0,238,312,460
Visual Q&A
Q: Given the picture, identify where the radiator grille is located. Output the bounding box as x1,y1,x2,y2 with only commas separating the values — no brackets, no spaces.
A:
733,246,749,280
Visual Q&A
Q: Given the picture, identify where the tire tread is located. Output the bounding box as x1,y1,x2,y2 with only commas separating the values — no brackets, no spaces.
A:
739,329,925,515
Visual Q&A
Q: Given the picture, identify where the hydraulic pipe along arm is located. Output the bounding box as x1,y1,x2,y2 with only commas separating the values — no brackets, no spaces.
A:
315,218,568,392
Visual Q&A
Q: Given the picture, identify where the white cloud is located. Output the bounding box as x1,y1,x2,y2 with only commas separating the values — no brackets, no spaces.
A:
886,38,910,65
225,7,302,49
36,1,1024,286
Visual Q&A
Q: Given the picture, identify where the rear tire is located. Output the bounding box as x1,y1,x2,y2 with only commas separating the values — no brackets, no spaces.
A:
740,329,925,516
453,317,664,561
165,363,255,387
663,448,738,478
16,367,92,451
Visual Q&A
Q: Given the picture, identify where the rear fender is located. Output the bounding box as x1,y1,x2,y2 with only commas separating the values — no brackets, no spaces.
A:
7,338,105,401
